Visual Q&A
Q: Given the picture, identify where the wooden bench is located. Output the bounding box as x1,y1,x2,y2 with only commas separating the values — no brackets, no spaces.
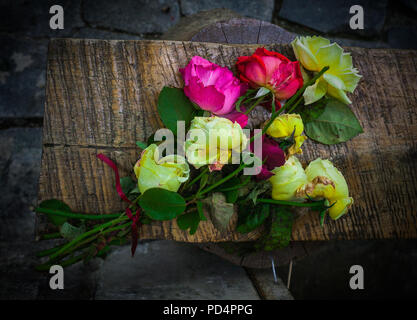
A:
37,13,417,266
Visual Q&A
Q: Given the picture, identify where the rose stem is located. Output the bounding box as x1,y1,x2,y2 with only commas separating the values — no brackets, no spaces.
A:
39,232,62,240
197,163,246,197
35,207,122,220
286,95,304,114
244,95,266,115
182,166,209,191
249,66,329,143
47,221,132,263
47,215,130,261
257,198,325,207
36,243,67,257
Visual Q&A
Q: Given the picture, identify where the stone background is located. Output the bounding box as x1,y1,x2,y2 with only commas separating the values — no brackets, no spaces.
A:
0,0,416,300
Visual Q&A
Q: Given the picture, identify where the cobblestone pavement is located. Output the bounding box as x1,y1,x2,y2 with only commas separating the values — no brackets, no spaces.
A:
0,0,416,299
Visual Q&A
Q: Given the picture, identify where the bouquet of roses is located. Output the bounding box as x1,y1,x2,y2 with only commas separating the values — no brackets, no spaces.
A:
35,36,363,270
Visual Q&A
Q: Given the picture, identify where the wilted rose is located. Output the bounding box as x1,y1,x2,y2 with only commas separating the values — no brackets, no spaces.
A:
303,158,353,219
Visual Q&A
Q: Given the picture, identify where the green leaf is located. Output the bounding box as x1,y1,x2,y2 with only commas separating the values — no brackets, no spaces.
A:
214,176,240,203
157,87,196,135
120,177,136,196
304,98,363,144
59,222,85,241
237,203,270,233
196,200,206,221
177,210,200,235
139,188,186,220
225,189,239,204
247,180,271,205
202,192,234,232
298,97,327,122
136,141,148,149
38,199,70,226
147,132,157,146
198,173,209,194
256,206,294,251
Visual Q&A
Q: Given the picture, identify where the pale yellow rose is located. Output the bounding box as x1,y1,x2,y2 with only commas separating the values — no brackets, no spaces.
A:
134,144,189,193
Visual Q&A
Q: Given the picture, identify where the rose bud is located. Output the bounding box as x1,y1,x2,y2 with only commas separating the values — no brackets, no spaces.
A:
304,158,353,220
266,114,304,138
269,156,308,201
180,56,248,127
185,116,247,170
265,114,307,156
291,36,361,105
236,48,303,101
134,144,190,193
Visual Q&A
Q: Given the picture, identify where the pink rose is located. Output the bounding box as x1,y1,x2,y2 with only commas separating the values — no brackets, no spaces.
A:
236,48,303,101
180,56,248,127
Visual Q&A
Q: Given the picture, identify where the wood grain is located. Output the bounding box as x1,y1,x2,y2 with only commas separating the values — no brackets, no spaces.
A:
38,39,417,242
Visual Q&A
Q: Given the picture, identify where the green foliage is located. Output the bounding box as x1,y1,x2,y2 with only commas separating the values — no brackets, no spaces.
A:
177,210,200,235
256,206,294,251
157,87,196,135
247,180,271,205
215,176,240,203
196,200,206,221
303,98,363,144
135,141,148,150
120,176,137,195
38,199,70,226
202,192,234,232
237,203,270,234
139,188,186,220
297,97,327,122
59,222,85,241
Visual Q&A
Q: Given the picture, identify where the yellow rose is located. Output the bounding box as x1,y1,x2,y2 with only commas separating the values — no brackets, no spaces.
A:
266,114,304,138
185,116,247,169
269,156,308,201
304,158,353,219
134,144,189,193
266,114,307,156
292,36,361,105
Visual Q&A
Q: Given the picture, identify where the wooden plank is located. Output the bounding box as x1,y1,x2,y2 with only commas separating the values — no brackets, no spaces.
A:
38,39,417,242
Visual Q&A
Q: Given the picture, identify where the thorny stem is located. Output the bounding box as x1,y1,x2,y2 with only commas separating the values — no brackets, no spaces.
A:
197,163,247,197
35,207,122,220
257,198,325,207
182,166,209,192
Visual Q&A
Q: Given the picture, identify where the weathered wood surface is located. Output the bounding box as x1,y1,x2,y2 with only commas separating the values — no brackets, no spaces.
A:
37,38,417,242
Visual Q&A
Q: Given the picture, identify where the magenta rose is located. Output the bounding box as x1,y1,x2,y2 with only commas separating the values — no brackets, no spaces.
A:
180,56,248,127
250,134,286,180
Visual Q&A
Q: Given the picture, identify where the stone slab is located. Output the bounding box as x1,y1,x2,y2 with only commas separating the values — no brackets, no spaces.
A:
279,0,388,36
0,36,47,117
83,0,180,35
180,0,275,22
95,241,260,299
0,0,84,37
